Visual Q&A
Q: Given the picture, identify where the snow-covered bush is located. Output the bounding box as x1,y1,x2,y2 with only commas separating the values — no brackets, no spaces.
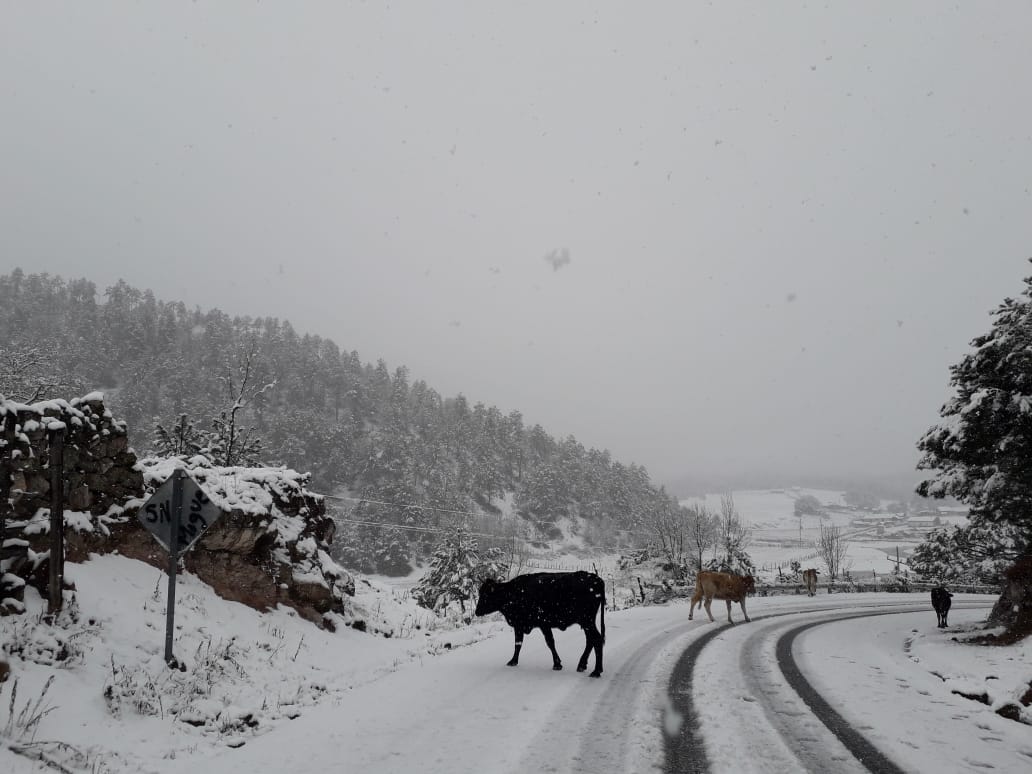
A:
411,529,508,618
0,597,97,667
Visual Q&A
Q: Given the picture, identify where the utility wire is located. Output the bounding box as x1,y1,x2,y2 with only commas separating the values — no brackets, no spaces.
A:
319,491,653,556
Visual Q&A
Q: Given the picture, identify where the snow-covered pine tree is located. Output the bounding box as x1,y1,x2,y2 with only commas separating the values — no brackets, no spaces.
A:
909,521,1020,585
411,529,507,618
916,265,1032,633
153,413,204,457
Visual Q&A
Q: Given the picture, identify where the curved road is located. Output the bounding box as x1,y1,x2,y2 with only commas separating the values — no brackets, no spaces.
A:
665,599,993,774
164,596,992,774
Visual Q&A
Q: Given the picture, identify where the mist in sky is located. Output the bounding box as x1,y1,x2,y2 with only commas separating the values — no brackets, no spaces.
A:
2,2,1031,488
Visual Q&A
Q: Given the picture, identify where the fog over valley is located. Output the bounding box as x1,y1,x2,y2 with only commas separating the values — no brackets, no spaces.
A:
4,3,1032,492
5,6,1032,774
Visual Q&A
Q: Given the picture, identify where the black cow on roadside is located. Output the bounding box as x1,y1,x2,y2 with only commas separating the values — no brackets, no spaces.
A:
474,571,606,677
931,586,953,628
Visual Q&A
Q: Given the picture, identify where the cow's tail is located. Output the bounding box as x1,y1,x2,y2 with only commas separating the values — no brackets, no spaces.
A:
600,598,606,644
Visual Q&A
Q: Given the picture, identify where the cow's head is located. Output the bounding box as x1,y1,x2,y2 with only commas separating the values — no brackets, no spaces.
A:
743,575,756,594
474,578,501,617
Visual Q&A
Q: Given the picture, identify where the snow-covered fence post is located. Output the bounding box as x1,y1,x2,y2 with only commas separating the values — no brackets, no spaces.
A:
47,424,65,615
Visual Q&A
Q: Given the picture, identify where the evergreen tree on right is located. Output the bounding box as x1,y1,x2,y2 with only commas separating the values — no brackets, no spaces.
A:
916,265,1032,637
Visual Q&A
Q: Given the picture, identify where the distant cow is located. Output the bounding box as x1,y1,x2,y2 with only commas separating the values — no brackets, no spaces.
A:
474,571,606,677
931,586,953,628
689,571,756,624
802,568,819,597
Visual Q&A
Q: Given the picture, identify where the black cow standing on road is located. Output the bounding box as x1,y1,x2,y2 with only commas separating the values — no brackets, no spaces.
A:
474,571,606,677
931,586,953,628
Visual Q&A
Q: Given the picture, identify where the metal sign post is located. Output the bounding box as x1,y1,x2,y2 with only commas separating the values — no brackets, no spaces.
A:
164,469,184,667
137,468,224,668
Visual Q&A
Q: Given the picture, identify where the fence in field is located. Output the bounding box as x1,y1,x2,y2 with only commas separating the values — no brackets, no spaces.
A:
754,579,999,596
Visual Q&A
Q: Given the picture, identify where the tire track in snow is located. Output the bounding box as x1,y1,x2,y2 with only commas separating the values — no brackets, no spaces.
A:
663,602,893,774
775,604,990,774
664,600,979,773
515,616,696,773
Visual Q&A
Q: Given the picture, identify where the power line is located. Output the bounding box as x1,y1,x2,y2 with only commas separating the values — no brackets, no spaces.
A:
322,492,652,538
321,492,493,519
330,515,502,540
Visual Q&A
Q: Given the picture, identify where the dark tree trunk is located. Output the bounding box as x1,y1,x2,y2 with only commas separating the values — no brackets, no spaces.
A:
987,554,1032,642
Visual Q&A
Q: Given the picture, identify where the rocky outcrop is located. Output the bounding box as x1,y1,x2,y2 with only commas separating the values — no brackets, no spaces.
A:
2,395,354,629
118,457,355,628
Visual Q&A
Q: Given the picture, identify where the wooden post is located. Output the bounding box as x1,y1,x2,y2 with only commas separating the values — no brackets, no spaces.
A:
48,425,66,615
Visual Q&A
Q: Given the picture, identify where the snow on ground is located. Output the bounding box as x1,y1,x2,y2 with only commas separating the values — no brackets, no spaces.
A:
0,554,506,773
798,608,1032,772
2,555,1026,774
682,488,852,529
691,595,1031,773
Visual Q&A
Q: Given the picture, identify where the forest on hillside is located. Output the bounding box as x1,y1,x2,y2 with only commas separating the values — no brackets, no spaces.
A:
0,269,674,573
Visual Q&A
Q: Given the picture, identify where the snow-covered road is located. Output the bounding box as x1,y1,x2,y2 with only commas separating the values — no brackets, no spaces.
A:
155,593,1017,774
7,560,1026,774
163,601,697,774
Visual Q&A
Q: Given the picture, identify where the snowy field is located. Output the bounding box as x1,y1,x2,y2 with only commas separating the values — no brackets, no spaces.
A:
2,554,1027,774
681,488,967,578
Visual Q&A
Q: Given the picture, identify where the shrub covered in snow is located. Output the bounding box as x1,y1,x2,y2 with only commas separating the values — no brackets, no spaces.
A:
411,529,508,618
0,596,98,667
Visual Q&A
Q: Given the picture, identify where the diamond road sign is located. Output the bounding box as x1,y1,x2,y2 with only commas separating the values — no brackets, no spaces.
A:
137,473,223,556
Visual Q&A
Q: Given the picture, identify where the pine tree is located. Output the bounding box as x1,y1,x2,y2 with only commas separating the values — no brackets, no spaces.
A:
917,273,1032,547
411,529,507,617
916,266,1032,633
153,413,204,457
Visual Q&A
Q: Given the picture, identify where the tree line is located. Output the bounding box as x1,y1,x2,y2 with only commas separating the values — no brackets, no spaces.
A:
0,269,685,574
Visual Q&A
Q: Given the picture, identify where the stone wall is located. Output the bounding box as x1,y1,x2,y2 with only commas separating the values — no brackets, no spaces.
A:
0,392,142,522
1,393,142,613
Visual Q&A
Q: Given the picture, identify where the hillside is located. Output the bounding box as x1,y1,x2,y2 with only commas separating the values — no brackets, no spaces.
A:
0,269,673,573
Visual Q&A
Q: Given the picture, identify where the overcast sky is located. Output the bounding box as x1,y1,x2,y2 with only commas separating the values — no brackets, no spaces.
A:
2,2,1031,488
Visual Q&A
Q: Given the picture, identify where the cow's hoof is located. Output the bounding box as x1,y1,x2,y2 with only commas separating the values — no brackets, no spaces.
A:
506,661,518,667
589,671,602,678
576,664,587,672
553,664,563,671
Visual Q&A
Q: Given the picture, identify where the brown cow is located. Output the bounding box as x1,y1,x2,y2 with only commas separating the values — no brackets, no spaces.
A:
802,568,819,597
688,571,756,623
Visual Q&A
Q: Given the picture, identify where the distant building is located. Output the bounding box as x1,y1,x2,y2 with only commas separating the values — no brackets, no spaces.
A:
906,516,941,530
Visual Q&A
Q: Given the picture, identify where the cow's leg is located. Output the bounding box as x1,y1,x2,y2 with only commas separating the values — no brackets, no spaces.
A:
688,592,700,620
585,623,603,677
507,628,525,666
739,597,751,623
541,627,562,670
703,596,715,622
576,625,592,672
726,599,734,624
